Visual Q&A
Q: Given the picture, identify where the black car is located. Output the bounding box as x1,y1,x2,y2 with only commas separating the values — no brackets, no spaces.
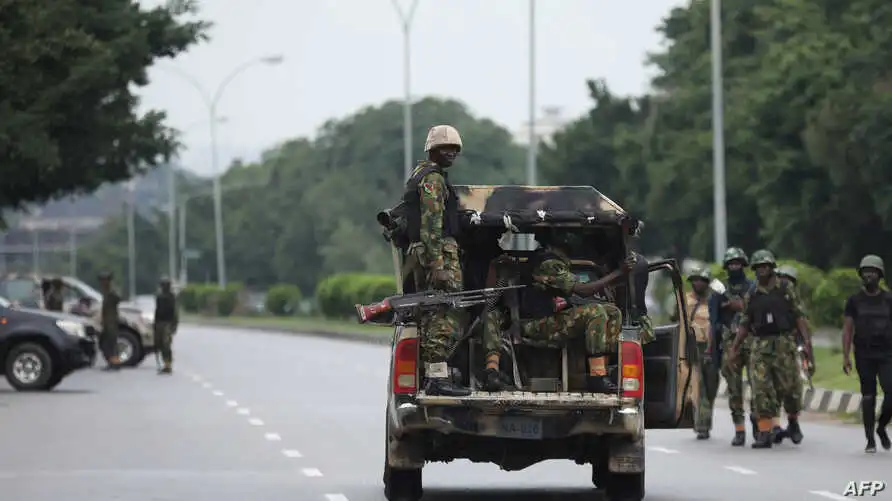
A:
0,296,97,391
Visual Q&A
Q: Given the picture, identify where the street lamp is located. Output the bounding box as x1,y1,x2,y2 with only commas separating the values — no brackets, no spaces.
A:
710,0,727,261
159,55,284,287
390,0,420,181
526,0,537,187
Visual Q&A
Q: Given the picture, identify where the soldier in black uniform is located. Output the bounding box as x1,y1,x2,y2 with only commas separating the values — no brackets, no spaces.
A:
842,255,892,453
154,276,179,375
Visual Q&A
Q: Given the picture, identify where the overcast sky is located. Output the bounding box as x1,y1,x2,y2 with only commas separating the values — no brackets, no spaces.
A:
140,0,685,175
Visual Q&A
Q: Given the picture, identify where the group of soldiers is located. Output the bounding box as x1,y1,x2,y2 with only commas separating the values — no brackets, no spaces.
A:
39,273,180,375
398,123,652,397
688,248,892,452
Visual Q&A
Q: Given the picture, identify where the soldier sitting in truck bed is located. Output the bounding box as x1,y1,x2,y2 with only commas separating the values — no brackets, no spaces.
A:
480,228,635,392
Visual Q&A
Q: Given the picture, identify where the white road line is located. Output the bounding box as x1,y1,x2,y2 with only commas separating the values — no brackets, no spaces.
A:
236,408,250,415
809,491,848,500
248,418,264,426
724,465,757,475
211,390,224,396
264,433,282,441
647,446,679,454
191,375,201,382
301,468,323,477
201,382,212,389
325,495,349,501
225,400,238,407
282,449,302,458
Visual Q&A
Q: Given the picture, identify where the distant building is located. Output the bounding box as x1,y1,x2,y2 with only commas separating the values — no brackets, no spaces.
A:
513,106,571,146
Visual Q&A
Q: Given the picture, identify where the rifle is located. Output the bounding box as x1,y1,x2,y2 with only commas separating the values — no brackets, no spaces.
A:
795,332,815,391
355,285,525,324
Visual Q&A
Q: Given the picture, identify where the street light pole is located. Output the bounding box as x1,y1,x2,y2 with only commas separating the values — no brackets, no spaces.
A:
160,55,283,288
167,164,177,281
391,0,420,181
526,0,537,187
127,180,137,299
710,0,727,261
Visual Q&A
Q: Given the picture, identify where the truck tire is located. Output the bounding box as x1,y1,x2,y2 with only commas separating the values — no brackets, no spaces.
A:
117,329,145,367
5,342,55,391
604,471,645,501
383,408,422,501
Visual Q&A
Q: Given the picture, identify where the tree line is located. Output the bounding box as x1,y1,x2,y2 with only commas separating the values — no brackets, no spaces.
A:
24,0,892,296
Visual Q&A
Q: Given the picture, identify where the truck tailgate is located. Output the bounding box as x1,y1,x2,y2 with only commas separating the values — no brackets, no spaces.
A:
416,391,630,410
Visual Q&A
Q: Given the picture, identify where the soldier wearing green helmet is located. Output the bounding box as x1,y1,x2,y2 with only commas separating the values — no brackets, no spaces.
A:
776,265,797,288
709,246,758,446
685,268,719,439
842,254,892,453
729,249,810,449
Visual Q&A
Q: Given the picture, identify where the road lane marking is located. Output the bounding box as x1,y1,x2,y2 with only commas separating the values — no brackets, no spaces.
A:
325,495,349,501
724,466,757,475
191,375,202,382
236,408,250,415
647,446,679,454
282,449,302,458
264,433,281,441
301,468,323,477
201,382,212,389
248,418,264,426
212,390,224,396
226,400,238,407
809,491,848,500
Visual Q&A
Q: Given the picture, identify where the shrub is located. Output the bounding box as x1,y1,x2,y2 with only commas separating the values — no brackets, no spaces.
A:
265,284,304,316
315,273,397,318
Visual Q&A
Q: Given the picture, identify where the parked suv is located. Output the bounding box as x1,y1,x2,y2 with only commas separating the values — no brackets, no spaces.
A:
0,274,154,367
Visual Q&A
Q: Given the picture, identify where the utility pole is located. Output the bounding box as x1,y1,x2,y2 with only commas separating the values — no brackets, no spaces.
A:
710,0,727,261
31,230,39,275
68,229,77,277
178,199,188,286
127,180,136,299
167,164,177,281
391,0,420,181
526,0,538,187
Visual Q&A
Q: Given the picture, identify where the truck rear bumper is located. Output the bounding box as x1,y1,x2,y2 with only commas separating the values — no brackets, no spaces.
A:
391,391,643,441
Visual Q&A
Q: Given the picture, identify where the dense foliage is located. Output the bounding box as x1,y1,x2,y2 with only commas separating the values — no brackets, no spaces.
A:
0,0,208,221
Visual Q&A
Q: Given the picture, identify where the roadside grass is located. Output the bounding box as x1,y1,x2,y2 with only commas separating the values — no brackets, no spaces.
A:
183,314,390,337
809,346,879,394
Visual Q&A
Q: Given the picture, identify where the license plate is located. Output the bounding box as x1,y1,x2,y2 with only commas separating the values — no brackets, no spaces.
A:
497,416,543,440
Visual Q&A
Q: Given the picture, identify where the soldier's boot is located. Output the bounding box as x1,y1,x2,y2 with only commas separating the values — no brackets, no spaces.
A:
731,423,746,447
771,420,788,444
696,430,710,440
423,363,471,397
102,356,121,371
480,368,510,392
876,406,891,450
786,418,803,444
159,361,173,375
586,356,618,393
751,431,773,449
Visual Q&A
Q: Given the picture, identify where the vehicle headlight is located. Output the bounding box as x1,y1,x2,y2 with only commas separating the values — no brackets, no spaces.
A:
56,320,87,338
141,311,154,325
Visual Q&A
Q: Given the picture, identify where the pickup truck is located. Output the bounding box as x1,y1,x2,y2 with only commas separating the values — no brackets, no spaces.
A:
377,185,699,501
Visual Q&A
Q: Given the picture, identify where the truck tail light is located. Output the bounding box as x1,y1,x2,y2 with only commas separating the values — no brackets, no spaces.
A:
392,338,418,394
621,340,644,399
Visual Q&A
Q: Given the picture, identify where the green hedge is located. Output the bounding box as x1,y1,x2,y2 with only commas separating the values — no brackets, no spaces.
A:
180,283,245,317
704,260,872,328
265,284,304,316
315,273,397,318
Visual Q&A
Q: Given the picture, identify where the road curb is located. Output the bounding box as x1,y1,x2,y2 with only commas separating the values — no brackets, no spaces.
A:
183,319,392,346
717,378,882,414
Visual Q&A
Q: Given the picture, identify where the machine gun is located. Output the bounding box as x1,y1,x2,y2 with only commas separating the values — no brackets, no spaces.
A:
355,285,525,324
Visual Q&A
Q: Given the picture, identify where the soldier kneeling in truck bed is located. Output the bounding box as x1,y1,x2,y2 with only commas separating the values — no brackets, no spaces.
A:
481,229,635,392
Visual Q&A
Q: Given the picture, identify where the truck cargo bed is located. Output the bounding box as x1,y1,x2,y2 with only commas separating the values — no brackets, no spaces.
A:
416,390,631,409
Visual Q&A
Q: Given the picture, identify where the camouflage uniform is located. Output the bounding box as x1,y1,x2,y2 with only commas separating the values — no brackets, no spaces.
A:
154,277,179,375
685,268,717,438
738,249,804,448
481,249,623,391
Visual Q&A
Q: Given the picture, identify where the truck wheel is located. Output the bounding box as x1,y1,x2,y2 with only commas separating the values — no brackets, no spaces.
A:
604,471,645,501
383,408,422,501
5,342,55,391
117,329,144,367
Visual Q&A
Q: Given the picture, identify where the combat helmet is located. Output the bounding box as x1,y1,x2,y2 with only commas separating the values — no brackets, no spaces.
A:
687,267,712,282
858,254,885,278
723,247,748,267
97,271,113,280
749,249,777,268
776,265,798,283
424,125,463,153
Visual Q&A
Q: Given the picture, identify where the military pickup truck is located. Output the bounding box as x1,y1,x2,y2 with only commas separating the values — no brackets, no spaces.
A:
374,186,699,501
0,274,155,367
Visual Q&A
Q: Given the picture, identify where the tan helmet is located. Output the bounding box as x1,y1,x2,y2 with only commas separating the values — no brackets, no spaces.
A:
424,125,462,153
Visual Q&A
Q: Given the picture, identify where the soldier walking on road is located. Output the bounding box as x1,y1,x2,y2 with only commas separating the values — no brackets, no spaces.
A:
154,276,179,375
730,250,809,449
98,271,122,371
686,268,718,439
44,277,65,311
401,125,470,397
709,247,757,446
842,255,892,453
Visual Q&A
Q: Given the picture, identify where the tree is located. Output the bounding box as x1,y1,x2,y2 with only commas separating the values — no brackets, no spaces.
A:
72,97,526,294
0,0,208,219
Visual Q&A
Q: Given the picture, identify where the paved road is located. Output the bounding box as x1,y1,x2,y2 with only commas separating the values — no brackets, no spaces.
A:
0,325,887,501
